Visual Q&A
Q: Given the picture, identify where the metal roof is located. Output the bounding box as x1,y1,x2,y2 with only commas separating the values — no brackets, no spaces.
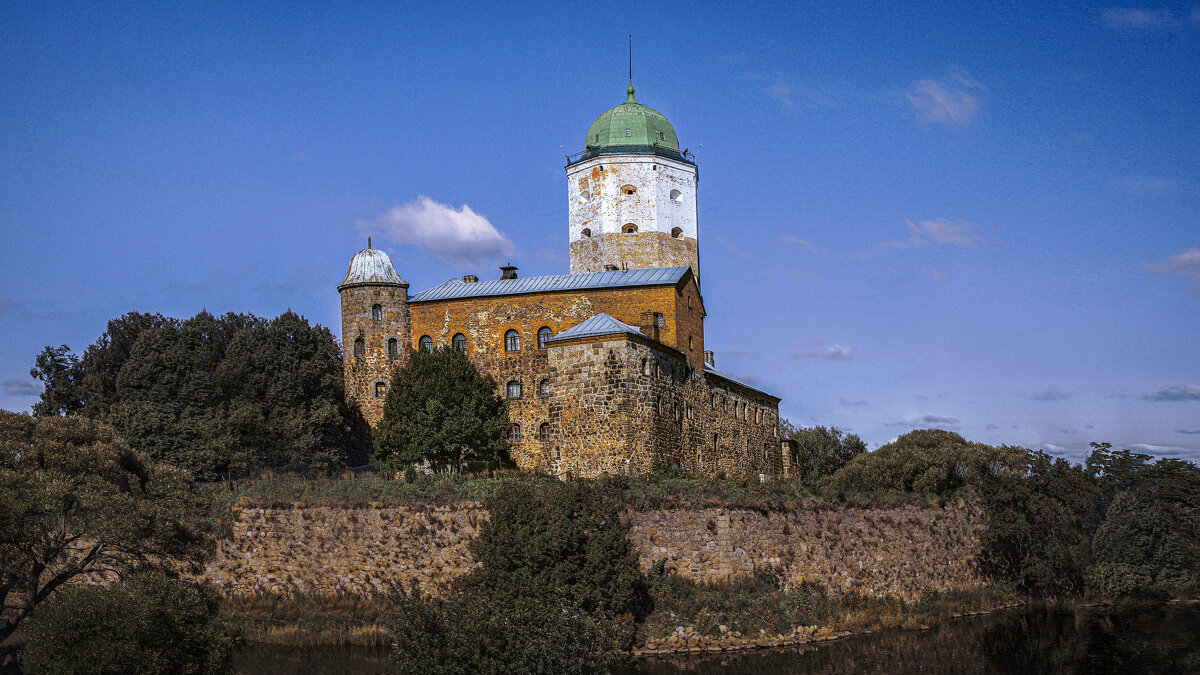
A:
704,364,780,401
583,83,679,154
543,313,643,343
409,266,690,303
338,247,407,290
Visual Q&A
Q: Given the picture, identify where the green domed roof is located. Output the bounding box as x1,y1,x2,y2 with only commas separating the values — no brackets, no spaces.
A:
584,83,679,152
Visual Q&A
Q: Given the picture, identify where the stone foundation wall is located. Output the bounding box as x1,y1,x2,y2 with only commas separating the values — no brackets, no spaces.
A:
203,502,984,602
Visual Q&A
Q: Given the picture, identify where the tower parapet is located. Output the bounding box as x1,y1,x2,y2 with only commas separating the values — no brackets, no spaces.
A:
566,84,700,278
338,241,410,424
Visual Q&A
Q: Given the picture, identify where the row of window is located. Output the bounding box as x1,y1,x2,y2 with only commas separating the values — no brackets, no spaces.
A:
506,379,550,399
576,184,685,204
579,226,685,239
508,423,551,443
355,327,558,360
710,393,776,427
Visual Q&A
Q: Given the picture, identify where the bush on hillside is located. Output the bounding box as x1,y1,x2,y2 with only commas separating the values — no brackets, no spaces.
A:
21,569,230,675
782,422,866,487
1086,490,1198,599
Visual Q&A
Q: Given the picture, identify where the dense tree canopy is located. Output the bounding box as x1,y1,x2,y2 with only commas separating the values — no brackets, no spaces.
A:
373,346,509,472
29,310,357,477
22,569,230,675
0,412,216,651
781,422,866,487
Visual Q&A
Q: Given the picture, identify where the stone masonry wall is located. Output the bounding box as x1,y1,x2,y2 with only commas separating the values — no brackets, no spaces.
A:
202,503,985,603
341,283,410,425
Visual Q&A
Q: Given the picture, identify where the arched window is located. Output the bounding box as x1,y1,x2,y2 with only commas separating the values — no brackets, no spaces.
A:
353,337,365,358
580,228,591,238
374,382,387,398
387,338,398,358
670,189,683,203
452,333,467,352
670,227,683,238
419,335,433,352
539,378,550,398
641,358,650,376
371,304,382,320
537,326,553,349
621,184,637,195
508,424,521,443
713,433,719,456
764,443,772,463
579,190,591,203
622,223,638,234
507,380,522,399
505,329,520,352
539,423,550,441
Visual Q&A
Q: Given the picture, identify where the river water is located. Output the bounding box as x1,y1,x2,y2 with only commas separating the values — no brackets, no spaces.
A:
232,601,1200,674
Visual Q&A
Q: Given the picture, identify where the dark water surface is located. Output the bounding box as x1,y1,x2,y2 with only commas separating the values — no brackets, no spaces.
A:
232,602,1200,674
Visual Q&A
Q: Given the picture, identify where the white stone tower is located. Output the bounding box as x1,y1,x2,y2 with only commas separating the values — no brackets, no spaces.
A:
566,83,700,278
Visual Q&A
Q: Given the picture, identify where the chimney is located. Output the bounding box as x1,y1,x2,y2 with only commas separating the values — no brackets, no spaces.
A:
462,275,478,283
639,310,660,341
603,264,619,272
499,264,518,280
704,350,714,367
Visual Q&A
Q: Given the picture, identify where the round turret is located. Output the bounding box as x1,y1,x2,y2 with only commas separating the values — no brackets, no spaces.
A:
584,83,679,153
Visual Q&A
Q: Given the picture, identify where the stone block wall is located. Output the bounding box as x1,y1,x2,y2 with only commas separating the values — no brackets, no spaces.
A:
202,502,985,603
340,284,410,425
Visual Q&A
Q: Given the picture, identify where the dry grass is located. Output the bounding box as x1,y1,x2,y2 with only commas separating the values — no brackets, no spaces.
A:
223,593,395,647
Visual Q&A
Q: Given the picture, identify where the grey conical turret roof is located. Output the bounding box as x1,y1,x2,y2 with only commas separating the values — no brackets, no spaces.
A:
338,243,407,290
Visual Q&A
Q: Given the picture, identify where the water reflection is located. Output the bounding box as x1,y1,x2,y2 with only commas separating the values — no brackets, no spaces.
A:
230,603,1200,674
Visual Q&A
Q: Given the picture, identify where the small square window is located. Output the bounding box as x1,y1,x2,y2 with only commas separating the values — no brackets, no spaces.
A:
625,128,631,137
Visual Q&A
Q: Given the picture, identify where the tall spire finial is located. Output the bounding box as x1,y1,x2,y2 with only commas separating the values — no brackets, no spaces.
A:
368,236,372,249
628,34,632,85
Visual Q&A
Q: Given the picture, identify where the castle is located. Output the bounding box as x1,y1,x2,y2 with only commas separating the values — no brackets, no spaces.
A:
338,82,786,478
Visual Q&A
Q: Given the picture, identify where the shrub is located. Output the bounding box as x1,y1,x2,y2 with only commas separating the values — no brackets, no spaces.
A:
1086,490,1198,599
22,569,231,675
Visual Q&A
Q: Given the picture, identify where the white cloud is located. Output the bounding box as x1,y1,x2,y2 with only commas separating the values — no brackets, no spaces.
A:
1142,384,1200,401
356,195,518,268
877,218,994,252
767,82,840,110
1103,7,1175,28
1128,443,1191,453
1109,175,1175,194
790,341,855,361
906,67,986,126
715,236,752,259
3,379,39,395
779,234,822,253
1145,248,1200,292
1033,388,1071,402
837,396,868,407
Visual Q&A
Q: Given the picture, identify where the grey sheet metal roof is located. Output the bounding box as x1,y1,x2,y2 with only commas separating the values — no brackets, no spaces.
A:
409,266,690,302
705,364,780,401
544,313,642,343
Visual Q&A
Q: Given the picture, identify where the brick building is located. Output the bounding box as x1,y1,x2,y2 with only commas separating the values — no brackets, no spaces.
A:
339,82,786,478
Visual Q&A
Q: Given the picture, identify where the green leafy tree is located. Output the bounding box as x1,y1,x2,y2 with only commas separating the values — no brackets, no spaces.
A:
465,480,649,626
823,428,1025,495
781,422,866,487
1087,490,1198,598
21,569,231,675
0,412,216,651
28,310,354,478
373,346,509,472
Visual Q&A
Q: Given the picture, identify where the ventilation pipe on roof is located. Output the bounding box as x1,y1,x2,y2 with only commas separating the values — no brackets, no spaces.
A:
499,264,518,280
704,350,714,367
462,275,478,283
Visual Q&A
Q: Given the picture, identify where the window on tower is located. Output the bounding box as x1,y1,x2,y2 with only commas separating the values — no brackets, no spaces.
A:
508,424,521,443
374,382,387,398
419,336,433,352
671,189,683,203
539,423,550,442
387,338,398,358
625,128,631,137
539,378,550,398
353,337,365,358
371,304,382,320
537,326,552,349
580,228,591,238
622,223,638,234
621,184,637,195
671,227,683,238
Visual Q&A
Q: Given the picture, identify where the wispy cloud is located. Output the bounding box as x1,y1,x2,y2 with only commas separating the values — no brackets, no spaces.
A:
1142,384,1200,402
1102,7,1179,28
906,66,987,126
767,82,841,110
3,379,39,395
792,341,854,360
1109,175,1176,194
888,414,960,429
837,396,868,407
1128,443,1191,453
720,348,751,357
715,236,753,259
356,195,518,268
1145,248,1200,292
1033,388,1071,402
875,218,995,253
929,268,949,282
1177,429,1200,435
985,423,1000,431
779,234,824,253
725,371,761,386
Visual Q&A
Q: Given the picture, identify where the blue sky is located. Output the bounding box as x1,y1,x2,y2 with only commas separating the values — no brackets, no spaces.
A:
2,2,1198,462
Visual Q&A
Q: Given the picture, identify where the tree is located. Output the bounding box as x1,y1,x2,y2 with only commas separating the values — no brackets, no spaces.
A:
374,346,509,472
0,412,216,652
27,310,355,478
1087,490,1198,598
781,422,866,487
465,480,649,625
21,569,231,674
823,428,1025,495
